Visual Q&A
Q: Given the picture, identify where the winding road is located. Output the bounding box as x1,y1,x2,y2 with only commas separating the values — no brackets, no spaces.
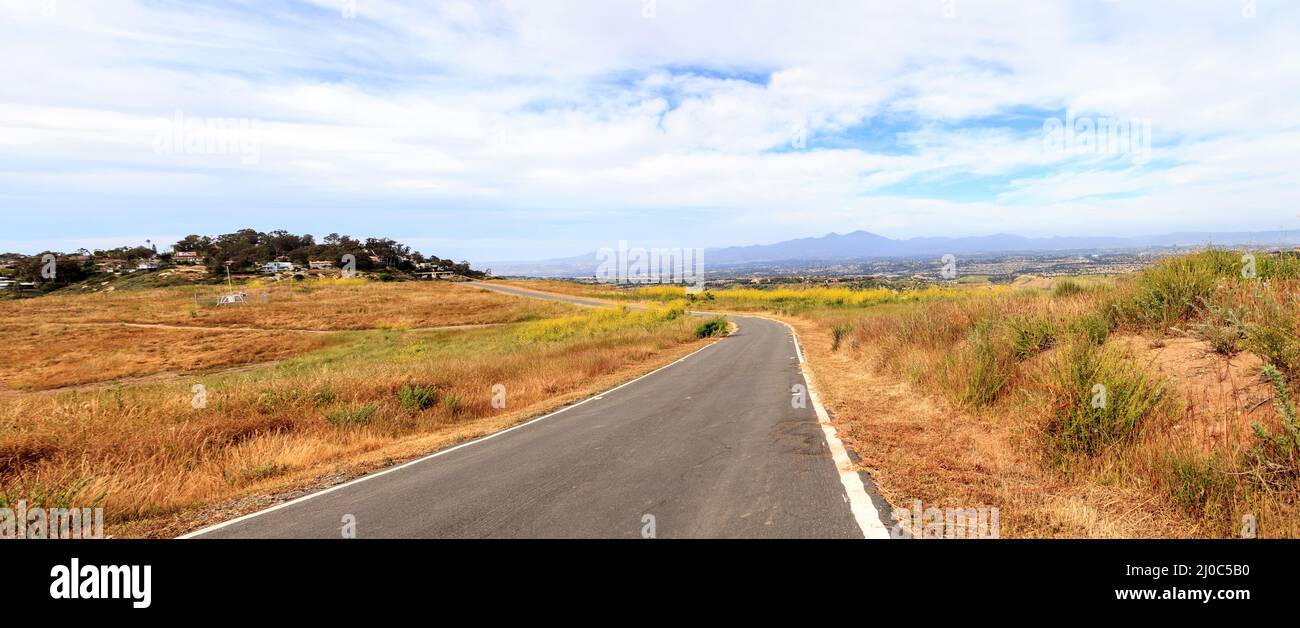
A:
185,283,892,539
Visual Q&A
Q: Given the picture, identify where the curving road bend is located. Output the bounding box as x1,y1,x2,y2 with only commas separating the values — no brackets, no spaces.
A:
185,282,892,539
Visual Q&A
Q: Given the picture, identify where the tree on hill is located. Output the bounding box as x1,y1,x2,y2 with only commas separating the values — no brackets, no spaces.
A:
1,229,487,285
172,235,213,253
94,245,157,262
11,252,91,285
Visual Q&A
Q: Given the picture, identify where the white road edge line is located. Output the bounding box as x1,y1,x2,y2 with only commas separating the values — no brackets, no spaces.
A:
178,337,724,539
763,316,891,540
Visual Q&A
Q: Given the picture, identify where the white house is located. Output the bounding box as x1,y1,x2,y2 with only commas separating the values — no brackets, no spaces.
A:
173,251,204,265
258,261,292,274
417,270,456,280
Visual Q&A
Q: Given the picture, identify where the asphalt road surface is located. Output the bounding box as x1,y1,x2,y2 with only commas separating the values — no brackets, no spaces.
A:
187,283,892,539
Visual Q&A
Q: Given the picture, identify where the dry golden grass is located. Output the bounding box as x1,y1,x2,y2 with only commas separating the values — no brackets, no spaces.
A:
0,280,579,391
0,282,710,537
0,279,574,331
0,321,328,391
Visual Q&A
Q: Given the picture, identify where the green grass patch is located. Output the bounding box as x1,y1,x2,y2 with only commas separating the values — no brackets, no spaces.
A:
440,391,465,417
1242,293,1300,375
945,321,1018,409
1008,314,1056,359
397,384,438,411
1045,341,1166,456
325,403,378,427
1068,312,1112,346
1163,452,1234,521
1052,278,1085,298
695,316,730,338
1118,250,1240,331
1248,366,1300,488
831,322,852,351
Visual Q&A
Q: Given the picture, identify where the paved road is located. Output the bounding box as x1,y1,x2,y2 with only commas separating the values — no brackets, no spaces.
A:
187,283,890,539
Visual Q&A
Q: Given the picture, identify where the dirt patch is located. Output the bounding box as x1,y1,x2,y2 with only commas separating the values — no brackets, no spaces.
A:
1111,334,1273,452
1011,275,1054,290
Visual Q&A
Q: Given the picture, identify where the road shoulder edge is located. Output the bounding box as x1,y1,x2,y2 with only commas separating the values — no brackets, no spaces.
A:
753,315,893,539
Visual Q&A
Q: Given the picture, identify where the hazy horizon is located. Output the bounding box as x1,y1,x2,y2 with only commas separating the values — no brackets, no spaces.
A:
6,224,1300,265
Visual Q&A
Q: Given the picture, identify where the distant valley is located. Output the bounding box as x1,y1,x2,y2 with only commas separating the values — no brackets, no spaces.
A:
487,230,1300,278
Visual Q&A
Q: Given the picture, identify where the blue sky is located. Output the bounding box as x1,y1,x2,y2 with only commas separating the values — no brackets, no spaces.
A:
2,0,1298,263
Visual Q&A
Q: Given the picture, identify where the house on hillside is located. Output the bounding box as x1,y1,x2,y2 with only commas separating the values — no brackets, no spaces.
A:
262,261,295,274
417,270,456,280
94,258,127,273
308,260,335,270
0,277,14,290
173,251,205,265
136,258,161,271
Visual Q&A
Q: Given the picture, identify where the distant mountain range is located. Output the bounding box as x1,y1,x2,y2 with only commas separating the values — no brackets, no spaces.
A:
487,230,1300,277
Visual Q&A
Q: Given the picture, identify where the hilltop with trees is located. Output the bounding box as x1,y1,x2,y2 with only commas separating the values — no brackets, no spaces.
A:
172,229,480,276
0,229,487,294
